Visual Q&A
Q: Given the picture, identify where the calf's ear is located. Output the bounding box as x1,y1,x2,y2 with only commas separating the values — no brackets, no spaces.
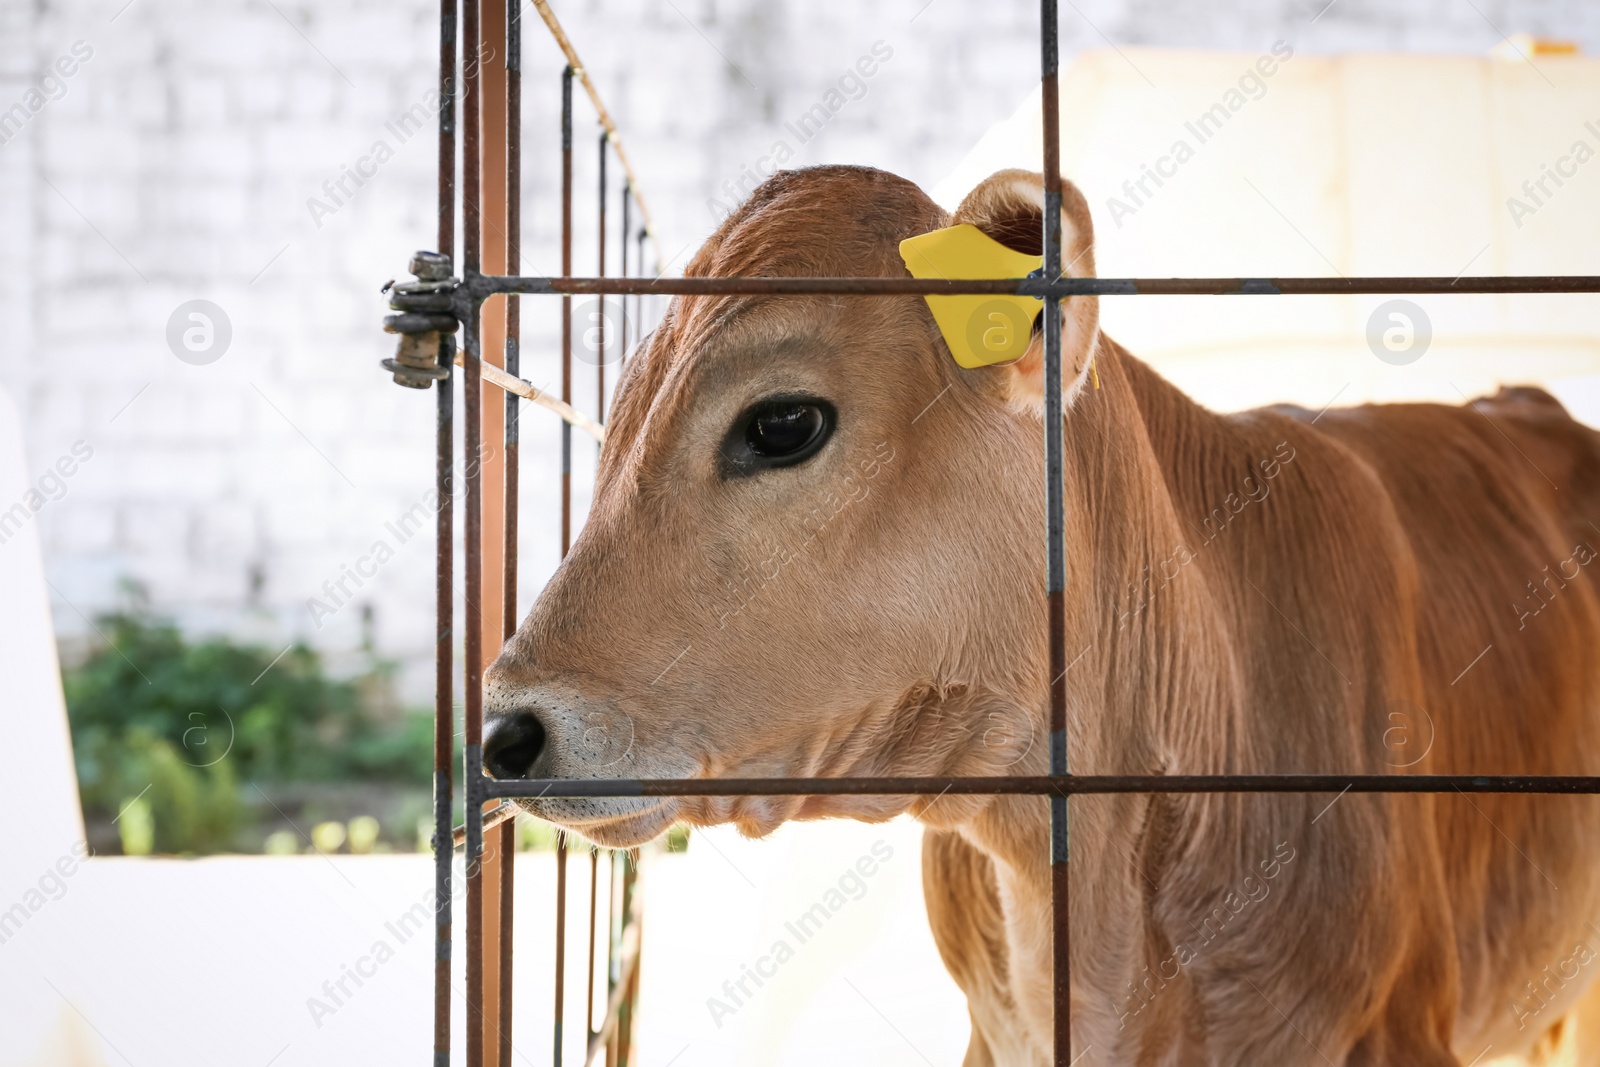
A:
951,168,1099,410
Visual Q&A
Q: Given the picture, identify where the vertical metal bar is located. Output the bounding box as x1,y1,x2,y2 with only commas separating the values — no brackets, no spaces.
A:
615,852,639,1067
497,1,520,1064
585,125,608,1067
645,233,657,334
462,0,486,1064
586,848,599,1037
606,852,621,1067
1039,2,1070,1065
553,836,567,1066
552,61,576,1067
620,183,629,363
500,0,521,654
497,826,515,1067
596,131,607,420
599,87,635,1002
630,230,643,347
561,67,573,557
432,2,457,1064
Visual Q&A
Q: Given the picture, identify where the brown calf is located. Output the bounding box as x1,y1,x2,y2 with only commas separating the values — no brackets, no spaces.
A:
484,165,1600,1065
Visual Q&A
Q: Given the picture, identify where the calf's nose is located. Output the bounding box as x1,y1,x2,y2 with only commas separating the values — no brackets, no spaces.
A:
482,710,546,779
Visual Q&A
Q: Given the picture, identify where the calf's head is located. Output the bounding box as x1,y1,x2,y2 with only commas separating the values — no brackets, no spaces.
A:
483,165,1099,845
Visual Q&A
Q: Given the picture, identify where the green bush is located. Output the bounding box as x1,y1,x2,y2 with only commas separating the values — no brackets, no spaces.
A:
65,611,436,855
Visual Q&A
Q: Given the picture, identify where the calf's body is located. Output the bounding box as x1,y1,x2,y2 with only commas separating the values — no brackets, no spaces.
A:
926,347,1600,1065
482,165,1600,1065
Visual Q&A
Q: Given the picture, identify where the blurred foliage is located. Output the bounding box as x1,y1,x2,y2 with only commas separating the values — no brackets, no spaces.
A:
347,815,380,854
65,611,436,855
518,816,560,852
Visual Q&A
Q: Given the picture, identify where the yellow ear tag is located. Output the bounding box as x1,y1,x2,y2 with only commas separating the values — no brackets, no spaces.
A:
898,224,1044,370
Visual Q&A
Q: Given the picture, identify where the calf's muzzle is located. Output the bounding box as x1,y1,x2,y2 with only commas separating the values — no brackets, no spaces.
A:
482,709,548,779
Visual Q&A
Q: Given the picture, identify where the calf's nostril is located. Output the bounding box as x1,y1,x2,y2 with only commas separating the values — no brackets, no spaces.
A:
482,710,547,779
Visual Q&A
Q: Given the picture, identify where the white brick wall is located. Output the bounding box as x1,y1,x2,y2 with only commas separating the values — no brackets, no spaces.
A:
5,0,1598,699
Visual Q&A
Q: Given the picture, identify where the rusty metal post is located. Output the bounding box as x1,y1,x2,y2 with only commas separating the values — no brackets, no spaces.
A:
1038,2,1071,1064
553,63,575,1067
496,0,522,1062
476,0,511,1053
432,3,457,1065
560,66,573,556
461,0,487,1063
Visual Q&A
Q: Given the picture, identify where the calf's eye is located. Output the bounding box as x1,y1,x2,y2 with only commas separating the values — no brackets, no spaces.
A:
723,397,835,475
748,402,827,458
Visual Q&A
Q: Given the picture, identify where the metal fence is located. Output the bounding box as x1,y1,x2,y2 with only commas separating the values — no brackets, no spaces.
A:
381,1,665,1062
378,1,1600,1065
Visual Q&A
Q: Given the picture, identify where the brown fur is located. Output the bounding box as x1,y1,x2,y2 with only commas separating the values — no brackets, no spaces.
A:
485,164,1600,1064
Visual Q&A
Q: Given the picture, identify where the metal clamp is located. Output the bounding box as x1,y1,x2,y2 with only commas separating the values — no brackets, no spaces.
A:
381,250,459,389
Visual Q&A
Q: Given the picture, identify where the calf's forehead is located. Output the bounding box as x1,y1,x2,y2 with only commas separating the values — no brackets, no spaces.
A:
676,169,950,368
689,166,948,284
608,168,951,456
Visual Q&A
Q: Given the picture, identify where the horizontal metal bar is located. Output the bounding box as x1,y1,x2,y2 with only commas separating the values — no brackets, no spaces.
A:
482,773,1600,798
473,274,1600,298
